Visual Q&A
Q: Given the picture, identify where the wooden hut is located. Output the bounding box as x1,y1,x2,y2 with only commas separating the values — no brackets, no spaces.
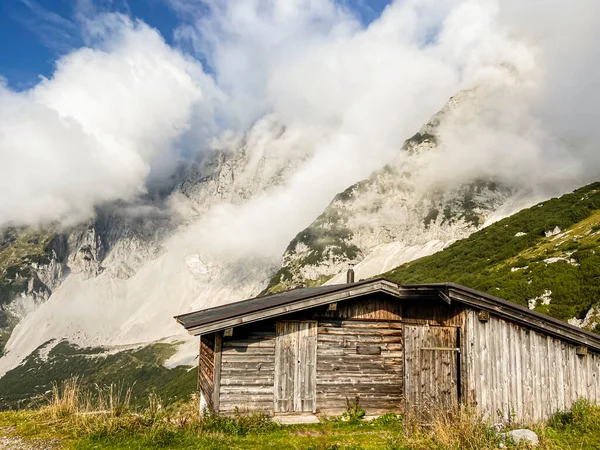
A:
175,274,600,423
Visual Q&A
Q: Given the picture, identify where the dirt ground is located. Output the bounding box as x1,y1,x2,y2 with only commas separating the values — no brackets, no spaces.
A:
0,428,60,450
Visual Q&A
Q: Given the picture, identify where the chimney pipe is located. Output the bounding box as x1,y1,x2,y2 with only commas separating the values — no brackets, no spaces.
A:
347,267,355,284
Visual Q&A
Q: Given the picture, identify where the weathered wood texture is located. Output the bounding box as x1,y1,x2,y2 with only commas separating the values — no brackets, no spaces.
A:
322,294,402,321
316,319,403,415
218,325,276,414
465,310,600,423
404,325,459,416
274,321,317,413
198,334,215,410
402,299,465,327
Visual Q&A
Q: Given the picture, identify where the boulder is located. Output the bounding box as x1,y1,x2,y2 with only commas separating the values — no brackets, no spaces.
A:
500,429,539,446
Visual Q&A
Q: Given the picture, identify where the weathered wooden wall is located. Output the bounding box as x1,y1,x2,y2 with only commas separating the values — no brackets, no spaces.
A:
198,333,215,410
207,291,600,421
314,295,404,415
218,323,276,414
465,310,600,423
316,319,404,415
322,293,402,321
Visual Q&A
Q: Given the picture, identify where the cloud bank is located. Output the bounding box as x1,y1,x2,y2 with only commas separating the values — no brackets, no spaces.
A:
0,0,599,241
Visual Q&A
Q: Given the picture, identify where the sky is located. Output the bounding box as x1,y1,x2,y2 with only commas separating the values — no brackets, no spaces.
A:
0,0,391,90
0,0,599,237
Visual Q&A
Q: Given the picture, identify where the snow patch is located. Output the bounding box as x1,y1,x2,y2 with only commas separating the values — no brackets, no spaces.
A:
515,232,527,237
543,256,579,266
545,226,561,237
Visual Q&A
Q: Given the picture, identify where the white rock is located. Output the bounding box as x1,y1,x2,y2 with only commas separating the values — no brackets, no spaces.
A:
500,429,539,446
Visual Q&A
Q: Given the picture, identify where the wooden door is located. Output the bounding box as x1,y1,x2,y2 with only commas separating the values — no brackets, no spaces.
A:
404,326,460,414
274,321,317,413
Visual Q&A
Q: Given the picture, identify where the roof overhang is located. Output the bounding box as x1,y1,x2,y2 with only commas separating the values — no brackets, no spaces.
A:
176,279,400,336
174,278,600,353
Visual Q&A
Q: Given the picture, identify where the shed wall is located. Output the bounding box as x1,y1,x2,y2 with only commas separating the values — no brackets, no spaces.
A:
465,310,600,423
218,324,276,414
316,319,403,415
198,334,216,410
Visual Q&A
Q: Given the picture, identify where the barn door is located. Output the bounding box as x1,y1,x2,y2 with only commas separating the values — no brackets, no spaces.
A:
274,321,317,413
404,326,460,414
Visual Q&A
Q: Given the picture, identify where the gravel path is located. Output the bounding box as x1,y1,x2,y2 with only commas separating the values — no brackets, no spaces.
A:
0,428,61,450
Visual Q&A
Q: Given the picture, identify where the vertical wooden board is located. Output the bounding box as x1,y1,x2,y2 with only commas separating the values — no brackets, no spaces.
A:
569,346,577,409
296,321,317,412
403,326,417,409
274,322,294,412
576,349,584,403
584,353,592,403
521,328,532,423
543,336,556,417
198,334,216,411
500,321,509,421
591,355,599,403
534,333,544,421
556,340,566,412
594,355,600,403
465,312,476,405
478,317,488,419
512,325,523,421
213,332,223,413
486,319,502,422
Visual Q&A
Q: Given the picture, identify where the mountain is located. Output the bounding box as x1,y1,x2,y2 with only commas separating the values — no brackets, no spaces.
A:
264,94,522,294
384,182,600,329
0,92,571,409
0,115,308,374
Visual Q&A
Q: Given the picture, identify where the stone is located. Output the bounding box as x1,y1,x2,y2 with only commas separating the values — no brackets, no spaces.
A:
500,429,539,446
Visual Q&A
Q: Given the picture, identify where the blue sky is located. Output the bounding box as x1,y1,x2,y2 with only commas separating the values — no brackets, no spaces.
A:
0,0,392,91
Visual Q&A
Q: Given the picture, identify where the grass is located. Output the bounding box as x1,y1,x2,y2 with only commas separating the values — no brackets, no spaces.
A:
2,378,600,449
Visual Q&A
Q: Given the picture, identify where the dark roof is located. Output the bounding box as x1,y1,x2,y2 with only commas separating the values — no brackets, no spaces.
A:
174,278,600,352
175,278,380,330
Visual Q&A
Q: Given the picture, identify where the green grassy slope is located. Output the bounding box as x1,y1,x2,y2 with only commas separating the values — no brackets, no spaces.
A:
0,341,197,410
384,182,600,325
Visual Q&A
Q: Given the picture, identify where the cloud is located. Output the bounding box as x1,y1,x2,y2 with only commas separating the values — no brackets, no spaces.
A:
0,15,220,226
1,0,600,244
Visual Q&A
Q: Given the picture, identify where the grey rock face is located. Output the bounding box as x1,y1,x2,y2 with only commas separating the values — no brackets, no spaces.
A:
266,94,514,293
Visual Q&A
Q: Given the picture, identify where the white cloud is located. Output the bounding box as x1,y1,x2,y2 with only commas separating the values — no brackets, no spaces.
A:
0,16,219,226
1,0,600,237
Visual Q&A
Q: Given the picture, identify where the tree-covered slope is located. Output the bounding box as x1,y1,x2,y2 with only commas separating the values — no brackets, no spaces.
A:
0,341,196,410
384,182,600,326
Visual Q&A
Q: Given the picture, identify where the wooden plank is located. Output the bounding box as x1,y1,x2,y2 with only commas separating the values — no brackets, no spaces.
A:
513,325,523,421
213,331,222,413
295,321,317,412
317,320,403,329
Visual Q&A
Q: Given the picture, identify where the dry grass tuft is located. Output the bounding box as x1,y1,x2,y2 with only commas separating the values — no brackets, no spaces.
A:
44,376,81,419
396,405,503,450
